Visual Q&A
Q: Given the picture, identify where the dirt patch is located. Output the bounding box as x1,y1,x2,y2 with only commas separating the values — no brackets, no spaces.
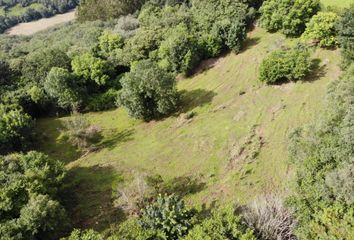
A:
6,9,76,36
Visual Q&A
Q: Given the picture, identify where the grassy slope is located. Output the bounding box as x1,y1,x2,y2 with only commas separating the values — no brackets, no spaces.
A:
36,27,342,230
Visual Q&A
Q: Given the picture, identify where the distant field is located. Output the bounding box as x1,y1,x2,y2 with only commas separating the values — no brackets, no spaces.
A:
36,27,342,230
321,0,353,7
6,10,76,36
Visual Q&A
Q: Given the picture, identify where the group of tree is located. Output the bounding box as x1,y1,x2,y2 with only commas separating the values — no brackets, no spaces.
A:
0,0,79,33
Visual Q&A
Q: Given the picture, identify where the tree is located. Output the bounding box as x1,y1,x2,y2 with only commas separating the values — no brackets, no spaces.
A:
336,6,354,69
0,104,33,155
259,47,311,84
158,24,200,75
260,0,320,37
301,12,339,47
0,151,67,240
117,60,179,121
139,195,195,239
44,67,80,109
72,53,112,85
98,31,124,56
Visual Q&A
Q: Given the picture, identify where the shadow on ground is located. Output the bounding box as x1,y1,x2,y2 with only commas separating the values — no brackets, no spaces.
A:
35,118,81,164
304,58,327,82
178,89,217,113
60,165,125,231
98,128,135,150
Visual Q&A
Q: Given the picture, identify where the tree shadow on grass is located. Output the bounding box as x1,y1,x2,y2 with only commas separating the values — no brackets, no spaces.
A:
35,118,81,164
60,165,125,231
303,58,327,82
98,128,135,150
178,89,217,114
239,36,261,54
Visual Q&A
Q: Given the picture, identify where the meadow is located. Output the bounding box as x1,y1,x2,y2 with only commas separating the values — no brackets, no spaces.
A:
36,27,342,230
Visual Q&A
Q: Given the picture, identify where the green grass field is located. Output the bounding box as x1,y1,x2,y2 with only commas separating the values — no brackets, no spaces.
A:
36,27,342,230
321,0,353,8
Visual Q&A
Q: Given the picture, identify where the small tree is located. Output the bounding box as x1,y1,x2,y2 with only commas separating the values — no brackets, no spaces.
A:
139,195,195,239
118,60,179,121
99,31,124,56
301,12,339,47
62,229,103,240
259,47,311,84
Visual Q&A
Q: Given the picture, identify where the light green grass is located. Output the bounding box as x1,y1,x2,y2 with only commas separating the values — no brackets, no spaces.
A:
0,7,5,16
321,0,353,8
7,3,44,17
36,27,342,230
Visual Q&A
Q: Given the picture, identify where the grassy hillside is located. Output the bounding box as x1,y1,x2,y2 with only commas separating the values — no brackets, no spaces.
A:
36,27,342,230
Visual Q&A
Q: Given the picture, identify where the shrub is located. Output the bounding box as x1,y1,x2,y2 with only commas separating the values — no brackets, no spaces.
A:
301,12,339,47
336,7,354,68
117,60,179,121
0,60,12,86
259,47,311,84
260,0,320,37
243,195,297,240
0,104,33,154
113,14,140,39
183,206,256,240
60,114,102,151
139,194,195,239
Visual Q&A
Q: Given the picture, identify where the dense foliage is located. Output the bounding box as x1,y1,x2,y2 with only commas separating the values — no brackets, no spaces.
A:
259,0,320,37
0,104,33,155
0,151,68,240
288,64,354,239
0,0,79,33
77,0,146,22
259,47,311,84
183,206,256,240
336,6,354,69
301,12,339,47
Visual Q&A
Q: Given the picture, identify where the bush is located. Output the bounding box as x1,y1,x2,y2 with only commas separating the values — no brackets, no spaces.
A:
183,206,256,240
60,114,102,151
0,104,33,154
139,194,195,239
336,7,354,69
301,12,339,47
117,60,179,121
259,47,311,84
0,151,67,240
243,195,297,240
260,0,320,37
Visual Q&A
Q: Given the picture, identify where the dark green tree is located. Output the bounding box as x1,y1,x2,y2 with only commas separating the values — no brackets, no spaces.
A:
336,6,354,69
118,60,178,121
